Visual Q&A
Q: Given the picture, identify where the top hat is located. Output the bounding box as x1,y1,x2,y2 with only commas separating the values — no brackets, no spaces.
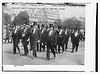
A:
49,24,53,27
41,24,45,27
58,26,61,29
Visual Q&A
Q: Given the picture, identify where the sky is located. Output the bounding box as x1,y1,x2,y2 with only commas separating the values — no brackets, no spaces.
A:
59,6,85,20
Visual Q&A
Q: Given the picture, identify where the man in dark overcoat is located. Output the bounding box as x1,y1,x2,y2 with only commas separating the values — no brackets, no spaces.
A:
46,24,56,60
71,30,80,53
57,26,65,53
22,24,31,55
12,25,21,54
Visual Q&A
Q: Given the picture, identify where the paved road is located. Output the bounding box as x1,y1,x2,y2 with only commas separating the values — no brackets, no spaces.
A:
3,40,85,65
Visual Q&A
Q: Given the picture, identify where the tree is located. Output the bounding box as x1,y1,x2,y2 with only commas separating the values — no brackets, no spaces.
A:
62,17,83,30
79,17,85,29
54,19,62,27
3,12,11,26
14,11,29,26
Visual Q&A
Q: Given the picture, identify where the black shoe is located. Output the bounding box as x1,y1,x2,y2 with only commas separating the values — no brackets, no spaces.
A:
46,57,50,60
54,55,56,59
30,49,32,51
34,55,37,57
47,58,50,60
33,54,37,57
71,51,74,53
13,52,16,54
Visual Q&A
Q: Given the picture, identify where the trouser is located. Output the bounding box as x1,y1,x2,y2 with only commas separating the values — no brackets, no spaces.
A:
58,44,64,53
30,41,32,51
32,41,37,57
22,39,29,55
46,46,50,60
72,42,79,52
46,39,55,60
46,47,56,60
58,37,64,53
37,42,39,51
65,40,68,49
40,42,45,51
64,36,69,49
13,36,20,53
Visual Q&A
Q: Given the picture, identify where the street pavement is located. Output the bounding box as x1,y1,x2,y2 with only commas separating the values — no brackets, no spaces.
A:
3,40,85,65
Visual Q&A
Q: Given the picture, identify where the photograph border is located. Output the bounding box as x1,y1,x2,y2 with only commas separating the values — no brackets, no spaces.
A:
1,0,98,72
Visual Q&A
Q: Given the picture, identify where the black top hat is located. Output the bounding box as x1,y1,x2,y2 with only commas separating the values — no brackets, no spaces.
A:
41,24,45,27
33,22,37,24
58,26,61,29
49,24,53,27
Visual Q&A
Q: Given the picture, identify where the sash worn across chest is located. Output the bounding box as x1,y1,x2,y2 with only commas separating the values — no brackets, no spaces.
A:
49,30,53,36
41,28,45,34
14,28,18,34
65,29,68,35
33,28,36,34
75,32,78,37
23,27,28,33
59,29,63,35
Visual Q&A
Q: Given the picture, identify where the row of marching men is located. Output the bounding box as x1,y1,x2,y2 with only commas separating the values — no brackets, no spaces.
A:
12,22,85,60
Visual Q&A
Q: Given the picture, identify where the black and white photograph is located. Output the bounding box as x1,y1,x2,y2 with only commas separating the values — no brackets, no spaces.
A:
2,2,85,65
1,0,98,72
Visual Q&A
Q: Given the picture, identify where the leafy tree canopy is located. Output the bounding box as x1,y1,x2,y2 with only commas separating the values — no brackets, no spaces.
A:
14,11,29,26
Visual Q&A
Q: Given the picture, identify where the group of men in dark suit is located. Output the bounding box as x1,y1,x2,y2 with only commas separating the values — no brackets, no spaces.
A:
12,21,84,60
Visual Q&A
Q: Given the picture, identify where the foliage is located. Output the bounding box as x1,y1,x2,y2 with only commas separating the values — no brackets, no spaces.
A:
3,12,11,26
54,19,62,27
62,17,84,30
14,11,29,26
